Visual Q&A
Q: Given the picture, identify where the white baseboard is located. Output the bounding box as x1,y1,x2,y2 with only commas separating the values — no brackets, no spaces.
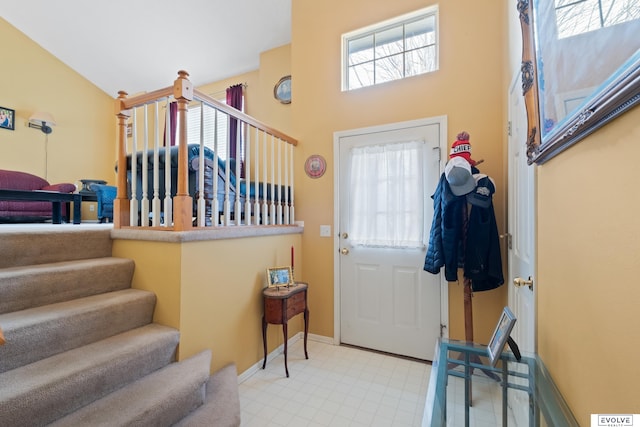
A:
237,333,334,383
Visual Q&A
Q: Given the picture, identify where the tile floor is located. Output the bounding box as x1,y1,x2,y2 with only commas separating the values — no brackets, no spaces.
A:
442,371,517,427
239,339,431,427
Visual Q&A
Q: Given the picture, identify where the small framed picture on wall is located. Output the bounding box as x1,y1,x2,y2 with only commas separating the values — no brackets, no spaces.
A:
0,107,15,131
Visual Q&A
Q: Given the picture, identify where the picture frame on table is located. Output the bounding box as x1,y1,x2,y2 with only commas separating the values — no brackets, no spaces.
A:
487,306,517,367
0,107,15,131
267,266,293,288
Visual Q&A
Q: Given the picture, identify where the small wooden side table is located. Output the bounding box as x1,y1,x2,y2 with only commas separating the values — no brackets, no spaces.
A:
262,282,309,377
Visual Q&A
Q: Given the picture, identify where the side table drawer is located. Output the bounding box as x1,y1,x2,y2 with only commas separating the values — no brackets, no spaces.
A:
286,291,306,319
264,298,284,324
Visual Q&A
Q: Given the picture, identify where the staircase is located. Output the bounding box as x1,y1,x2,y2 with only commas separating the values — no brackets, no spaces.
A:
0,226,241,426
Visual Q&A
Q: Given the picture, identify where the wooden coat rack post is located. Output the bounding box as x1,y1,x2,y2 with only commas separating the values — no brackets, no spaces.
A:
454,202,500,405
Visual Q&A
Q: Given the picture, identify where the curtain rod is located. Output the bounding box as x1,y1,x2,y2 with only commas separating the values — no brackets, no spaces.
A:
208,82,248,98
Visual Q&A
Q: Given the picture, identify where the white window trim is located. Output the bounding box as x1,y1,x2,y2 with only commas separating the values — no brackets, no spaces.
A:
341,5,439,91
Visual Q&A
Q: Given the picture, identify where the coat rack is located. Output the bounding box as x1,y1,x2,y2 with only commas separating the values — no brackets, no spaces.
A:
454,193,500,404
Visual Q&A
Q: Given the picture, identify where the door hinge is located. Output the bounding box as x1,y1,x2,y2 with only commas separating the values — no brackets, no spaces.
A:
500,233,513,250
507,121,512,136
433,146,441,162
440,323,447,337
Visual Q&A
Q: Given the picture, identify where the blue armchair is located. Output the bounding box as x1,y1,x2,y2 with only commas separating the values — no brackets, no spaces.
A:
89,183,117,223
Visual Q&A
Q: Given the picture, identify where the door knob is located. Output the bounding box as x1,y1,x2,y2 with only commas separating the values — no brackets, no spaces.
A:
513,276,534,290
340,248,349,255
341,232,349,239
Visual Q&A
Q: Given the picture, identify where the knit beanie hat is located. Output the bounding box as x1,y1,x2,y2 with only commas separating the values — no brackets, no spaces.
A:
449,131,476,166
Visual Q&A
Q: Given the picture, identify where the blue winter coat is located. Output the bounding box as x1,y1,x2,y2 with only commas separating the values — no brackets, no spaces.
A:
464,201,504,291
423,173,464,281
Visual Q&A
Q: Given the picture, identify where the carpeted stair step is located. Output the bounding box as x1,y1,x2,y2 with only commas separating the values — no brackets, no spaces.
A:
49,349,212,427
174,363,242,427
0,323,180,427
0,257,135,314
0,288,156,373
0,228,113,268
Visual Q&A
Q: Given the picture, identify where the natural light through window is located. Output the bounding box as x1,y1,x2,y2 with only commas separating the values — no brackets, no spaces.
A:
348,141,425,248
342,6,438,91
555,0,640,39
186,103,229,159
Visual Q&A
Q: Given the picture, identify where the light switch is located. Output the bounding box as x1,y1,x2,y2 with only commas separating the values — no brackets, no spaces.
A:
320,225,331,237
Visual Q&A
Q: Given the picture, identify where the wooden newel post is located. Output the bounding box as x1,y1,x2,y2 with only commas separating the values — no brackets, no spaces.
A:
172,70,194,231
114,90,131,228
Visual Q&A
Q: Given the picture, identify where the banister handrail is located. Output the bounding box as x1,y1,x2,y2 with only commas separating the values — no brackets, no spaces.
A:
116,86,175,111
114,88,298,147
193,89,298,146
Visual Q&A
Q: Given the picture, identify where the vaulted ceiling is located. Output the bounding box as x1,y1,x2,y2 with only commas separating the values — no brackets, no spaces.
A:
2,0,291,96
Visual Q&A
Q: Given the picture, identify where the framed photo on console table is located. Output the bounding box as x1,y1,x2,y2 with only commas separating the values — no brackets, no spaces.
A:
487,306,517,367
267,266,293,288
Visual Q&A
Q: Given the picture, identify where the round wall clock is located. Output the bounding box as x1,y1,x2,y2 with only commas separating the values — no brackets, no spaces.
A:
304,154,327,179
274,75,292,104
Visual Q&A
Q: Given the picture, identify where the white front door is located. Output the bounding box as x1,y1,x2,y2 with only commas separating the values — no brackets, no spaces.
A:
335,118,446,361
508,72,537,424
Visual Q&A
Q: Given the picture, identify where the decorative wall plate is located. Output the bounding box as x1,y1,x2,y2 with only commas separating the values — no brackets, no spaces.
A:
304,154,326,179
274,75,292,104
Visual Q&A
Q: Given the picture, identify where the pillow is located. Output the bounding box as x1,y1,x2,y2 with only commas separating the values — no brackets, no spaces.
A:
43,183,77,193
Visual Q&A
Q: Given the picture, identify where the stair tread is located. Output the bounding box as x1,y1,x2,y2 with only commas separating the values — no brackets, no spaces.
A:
0,323,179,394
0,288,153,326
0,324,181,426
0,256,133,274
0,228,113,268
0,257,135,314
49,350,212,427
0,289,156,373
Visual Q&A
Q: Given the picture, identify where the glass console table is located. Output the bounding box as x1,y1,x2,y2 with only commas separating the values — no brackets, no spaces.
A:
423,338,579,427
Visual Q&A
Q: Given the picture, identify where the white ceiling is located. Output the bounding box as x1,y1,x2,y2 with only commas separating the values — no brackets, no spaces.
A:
2,0,291,96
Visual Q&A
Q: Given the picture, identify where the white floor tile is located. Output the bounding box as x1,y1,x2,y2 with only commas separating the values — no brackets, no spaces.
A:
239,340,428,426
238,339,508,426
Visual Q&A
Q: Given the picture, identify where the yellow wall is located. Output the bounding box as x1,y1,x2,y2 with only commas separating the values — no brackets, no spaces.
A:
0,18,116,221
112,233,303,374
537,106,640,422
503,0,640,421
291,0,507,343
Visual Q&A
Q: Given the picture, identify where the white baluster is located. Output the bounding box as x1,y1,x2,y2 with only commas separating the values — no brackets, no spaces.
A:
253,128,261,224
270,135,276,224
284,139,289,225
163,97,173,227
212,109,220,227
130,109,138,226
234,119,242,225
289,143,295,224
277,138,283,225
223,113,231,226
150,102,161,226
244,124,252,225
197,102,206,227
141,105,150,227
262,132,268,224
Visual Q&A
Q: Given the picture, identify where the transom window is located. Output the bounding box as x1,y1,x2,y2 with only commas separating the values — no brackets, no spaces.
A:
554,0,640,39
342,6,438,91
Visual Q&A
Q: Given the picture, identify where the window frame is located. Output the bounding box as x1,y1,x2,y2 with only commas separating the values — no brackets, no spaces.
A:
341,5,439,91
